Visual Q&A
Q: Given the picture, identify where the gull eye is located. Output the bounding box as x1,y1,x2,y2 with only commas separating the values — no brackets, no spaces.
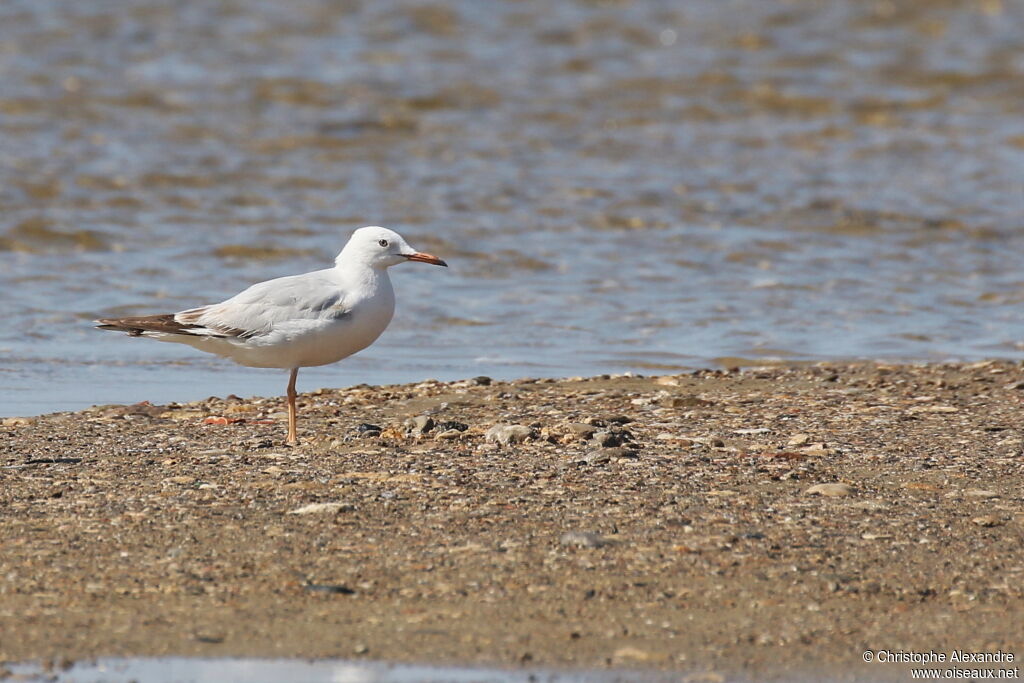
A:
378,239,389,248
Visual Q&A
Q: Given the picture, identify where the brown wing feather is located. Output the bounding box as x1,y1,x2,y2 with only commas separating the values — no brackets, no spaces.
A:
95,312,247,339
95,314,201,337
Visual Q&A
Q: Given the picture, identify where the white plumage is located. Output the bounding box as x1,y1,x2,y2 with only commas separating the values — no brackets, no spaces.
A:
96,226,448,444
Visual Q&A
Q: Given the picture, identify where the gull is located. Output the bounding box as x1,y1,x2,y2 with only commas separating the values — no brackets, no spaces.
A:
96,226,447,445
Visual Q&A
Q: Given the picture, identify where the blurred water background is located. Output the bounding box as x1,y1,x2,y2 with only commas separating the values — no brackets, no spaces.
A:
1,0,1023,416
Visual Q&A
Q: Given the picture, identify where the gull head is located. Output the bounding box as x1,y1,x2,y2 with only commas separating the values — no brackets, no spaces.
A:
338,226,448,269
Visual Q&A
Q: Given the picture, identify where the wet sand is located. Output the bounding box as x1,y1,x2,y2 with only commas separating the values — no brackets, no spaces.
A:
2,363,1023,681
7,0,1024,416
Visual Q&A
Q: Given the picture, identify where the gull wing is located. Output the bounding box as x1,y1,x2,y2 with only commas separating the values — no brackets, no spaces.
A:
177,269,349,339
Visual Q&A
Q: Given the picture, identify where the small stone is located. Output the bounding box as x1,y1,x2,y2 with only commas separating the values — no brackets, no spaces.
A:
304,583,355,594
353,643,369,655
559,531,608,548
963,489,998,499
805,483,854,497
972,515,1002,527
162,476,196,485
787,433,811,447
582,450,611,465
287,502,355,515
655,376,680,386
436,420,469,432
404,415,435,435
567,423,598,439
472,376,492,386
356,423,382,436
434,429,463,440
591,430,630,447
612,646,652,663
485,424,534,445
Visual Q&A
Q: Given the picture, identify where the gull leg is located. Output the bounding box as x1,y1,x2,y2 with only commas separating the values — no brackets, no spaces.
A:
286,367,299,446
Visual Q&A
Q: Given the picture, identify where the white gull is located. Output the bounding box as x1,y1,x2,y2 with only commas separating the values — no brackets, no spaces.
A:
96,226,448,445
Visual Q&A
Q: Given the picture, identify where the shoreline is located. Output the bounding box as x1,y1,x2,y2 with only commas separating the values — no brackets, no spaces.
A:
3,361,1023,681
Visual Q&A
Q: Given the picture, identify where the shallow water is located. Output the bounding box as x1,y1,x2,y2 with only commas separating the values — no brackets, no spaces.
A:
8,658,679,683
2,0,1023,416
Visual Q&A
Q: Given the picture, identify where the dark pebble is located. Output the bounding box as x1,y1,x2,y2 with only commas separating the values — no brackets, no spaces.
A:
304,583,355,594
437,420,469,432
591,430,632,447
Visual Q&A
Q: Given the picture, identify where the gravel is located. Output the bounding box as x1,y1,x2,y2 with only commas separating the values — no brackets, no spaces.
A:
2,361,1023,681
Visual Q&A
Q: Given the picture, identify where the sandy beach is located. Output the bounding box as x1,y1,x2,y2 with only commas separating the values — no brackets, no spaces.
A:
2,362,1022,680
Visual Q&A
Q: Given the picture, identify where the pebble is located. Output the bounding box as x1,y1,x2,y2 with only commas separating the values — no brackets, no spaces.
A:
581,450,611,465
559,531,609,548
805,483,854,497
356,423,382,437
566,423,598,439
436,420,469,432
404,415,435,435
963,489,998,499
787,433,811,446
971,515,1002,527
485,424,534,445
661,395,712,408
612,646,653,663
591,430,630,447
304,583,355,594
434,429,463,440
287,502,355,515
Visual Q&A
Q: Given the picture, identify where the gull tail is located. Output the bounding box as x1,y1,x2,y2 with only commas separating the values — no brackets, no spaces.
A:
95,314,200,337
95,309,248,340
